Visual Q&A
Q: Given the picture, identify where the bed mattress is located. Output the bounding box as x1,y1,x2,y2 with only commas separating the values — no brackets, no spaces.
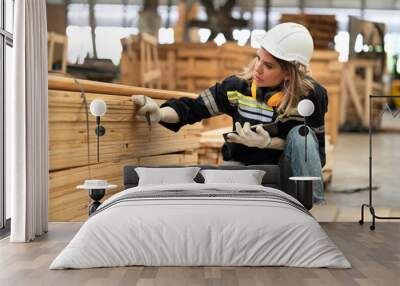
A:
50,183,350,269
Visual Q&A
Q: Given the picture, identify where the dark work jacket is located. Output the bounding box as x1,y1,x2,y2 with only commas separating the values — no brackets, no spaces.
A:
159,75,328,167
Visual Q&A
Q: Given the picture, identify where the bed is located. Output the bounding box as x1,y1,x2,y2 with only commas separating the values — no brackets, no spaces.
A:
50,165,350,269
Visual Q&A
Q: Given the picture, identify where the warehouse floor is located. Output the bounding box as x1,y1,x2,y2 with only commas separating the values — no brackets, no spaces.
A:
1,222,399,286
311,131,400,222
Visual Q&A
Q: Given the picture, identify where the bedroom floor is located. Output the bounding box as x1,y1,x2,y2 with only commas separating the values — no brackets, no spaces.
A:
1,222,399,286
311,132,400,222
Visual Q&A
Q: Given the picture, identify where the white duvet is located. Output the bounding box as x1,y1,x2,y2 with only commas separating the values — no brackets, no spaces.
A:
50,183,351,269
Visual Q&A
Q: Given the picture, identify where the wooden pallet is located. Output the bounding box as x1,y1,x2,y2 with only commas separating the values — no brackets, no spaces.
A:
120,33,162,88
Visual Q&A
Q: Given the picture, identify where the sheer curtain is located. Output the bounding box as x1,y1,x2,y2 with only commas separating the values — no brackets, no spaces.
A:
7,0,48,242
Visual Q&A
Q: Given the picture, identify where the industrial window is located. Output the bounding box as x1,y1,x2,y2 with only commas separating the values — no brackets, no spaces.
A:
0,0,14,233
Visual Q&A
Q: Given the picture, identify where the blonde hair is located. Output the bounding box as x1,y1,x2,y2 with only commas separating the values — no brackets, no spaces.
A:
237,56,315,114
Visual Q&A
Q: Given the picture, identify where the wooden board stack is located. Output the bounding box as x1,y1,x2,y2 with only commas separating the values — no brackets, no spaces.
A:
164,42,255,92
309,51,342,145
120,39,255,93
48,75,202,221
197,127,229,165
280,14,337,50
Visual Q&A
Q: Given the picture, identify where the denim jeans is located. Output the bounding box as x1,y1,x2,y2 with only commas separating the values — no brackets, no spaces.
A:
284,125,325,203
223,125,325,203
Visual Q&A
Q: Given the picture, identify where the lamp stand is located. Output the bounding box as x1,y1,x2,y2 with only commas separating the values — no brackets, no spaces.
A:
88,188,106,215
298,117,310,162
359,95,400,230
94,116,106,162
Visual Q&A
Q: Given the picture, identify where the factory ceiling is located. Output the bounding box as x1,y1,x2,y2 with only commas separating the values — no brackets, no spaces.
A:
46,0,400,10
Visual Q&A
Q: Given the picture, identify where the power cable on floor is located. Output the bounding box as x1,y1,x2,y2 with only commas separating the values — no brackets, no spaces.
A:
328,186,379,193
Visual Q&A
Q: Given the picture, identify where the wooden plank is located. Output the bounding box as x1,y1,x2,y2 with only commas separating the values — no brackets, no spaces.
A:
344,68,364,121
48,75,198,99
49,136,201,170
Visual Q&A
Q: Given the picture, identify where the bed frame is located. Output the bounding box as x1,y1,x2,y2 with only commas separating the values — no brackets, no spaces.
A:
123,165,314,210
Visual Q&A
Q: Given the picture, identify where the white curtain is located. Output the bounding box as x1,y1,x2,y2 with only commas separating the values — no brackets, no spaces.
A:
7,0,48,242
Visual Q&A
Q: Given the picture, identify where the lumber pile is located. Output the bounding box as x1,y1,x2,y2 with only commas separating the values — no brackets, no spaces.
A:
280,14,337,50
339,59,385,129
197,127,229,165
120,40,255,92
162,42,255,92
309,51,342,145
48,75,202,221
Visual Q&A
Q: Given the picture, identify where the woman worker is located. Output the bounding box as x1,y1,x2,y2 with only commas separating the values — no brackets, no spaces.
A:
132,23,328,204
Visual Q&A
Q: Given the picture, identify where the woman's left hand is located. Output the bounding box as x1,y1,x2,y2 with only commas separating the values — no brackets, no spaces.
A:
227,122,272,149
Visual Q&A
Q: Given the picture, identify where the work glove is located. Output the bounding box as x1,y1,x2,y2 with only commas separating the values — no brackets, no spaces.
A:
131,95,162,123
227,122,272,149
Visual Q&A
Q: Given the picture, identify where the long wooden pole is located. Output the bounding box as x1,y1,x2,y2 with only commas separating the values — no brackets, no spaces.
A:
48,75,198,99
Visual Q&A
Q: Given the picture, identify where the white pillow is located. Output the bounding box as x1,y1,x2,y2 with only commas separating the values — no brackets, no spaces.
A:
135,167,201,186
200,169,266,185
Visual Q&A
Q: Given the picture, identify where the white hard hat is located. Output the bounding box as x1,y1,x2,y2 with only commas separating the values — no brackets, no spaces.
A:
255,22,314,67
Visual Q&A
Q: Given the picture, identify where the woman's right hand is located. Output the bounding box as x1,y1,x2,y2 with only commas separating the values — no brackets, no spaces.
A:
131,95,162,123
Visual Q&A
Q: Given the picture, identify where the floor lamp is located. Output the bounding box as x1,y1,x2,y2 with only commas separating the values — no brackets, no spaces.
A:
359,95,400,230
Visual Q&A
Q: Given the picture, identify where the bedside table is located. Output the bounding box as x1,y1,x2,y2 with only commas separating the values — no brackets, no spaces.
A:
289,176,321,210
77,180,117,215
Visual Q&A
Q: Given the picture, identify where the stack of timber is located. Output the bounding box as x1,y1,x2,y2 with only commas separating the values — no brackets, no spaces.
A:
339,59,385,129
280,14,337,50
48,75,202,221
197,127,229,165
120,39,255,93
309,51,342,145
